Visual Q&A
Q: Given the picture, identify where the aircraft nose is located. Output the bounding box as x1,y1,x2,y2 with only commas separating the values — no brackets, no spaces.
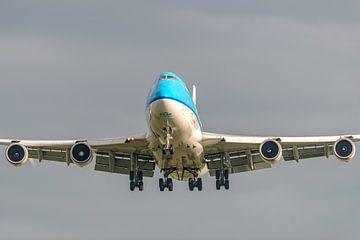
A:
147,71,185,106
156,79,172,97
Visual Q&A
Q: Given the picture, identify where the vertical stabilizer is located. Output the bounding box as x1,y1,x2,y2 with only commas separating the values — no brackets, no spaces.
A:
192,85,197,105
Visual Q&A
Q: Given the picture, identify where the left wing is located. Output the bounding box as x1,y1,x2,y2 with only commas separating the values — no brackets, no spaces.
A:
0,134,156,177
202,132,360,176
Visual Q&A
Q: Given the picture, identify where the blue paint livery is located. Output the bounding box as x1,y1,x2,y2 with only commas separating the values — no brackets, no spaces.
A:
147,72,202,129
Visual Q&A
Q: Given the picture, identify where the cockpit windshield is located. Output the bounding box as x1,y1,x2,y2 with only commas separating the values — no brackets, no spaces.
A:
159,75,176,80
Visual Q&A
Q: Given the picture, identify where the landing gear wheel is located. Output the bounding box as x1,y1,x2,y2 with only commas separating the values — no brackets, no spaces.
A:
159,178,165,192
169,145,174,155
216,180,221,190
189,179,194,191
159,177,174,191
130,181,136,191
129,171,144,191
129,171,135,181
197,178,203,191
188,178,203,191
224,180,230,190
214,169,230,190
137,171,143,181
159,167,177,191
138,181,144,191
162,144,174,160
224,169,229,180
215,170,221,180
167,178,174,191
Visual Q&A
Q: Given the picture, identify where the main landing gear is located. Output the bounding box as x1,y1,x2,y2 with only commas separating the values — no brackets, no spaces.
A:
215,169,230,190
158,167,203,192
159,178,173,192
183,167,202,191
188,178,202,191
159,167,176,191
129,171,144,191
128,153,146,191
159,144,174,192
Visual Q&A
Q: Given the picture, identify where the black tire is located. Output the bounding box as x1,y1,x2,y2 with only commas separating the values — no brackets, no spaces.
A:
224,169,229,180
224,180,230,190
167,178,173,191
130,181,136,191
197,178,203,191
169,145,174,155
159,178,165,192
137,171,143,181
129,171,135,181
216,179,221,190
189,179,194,191
138,181,144,191
215,170,221,180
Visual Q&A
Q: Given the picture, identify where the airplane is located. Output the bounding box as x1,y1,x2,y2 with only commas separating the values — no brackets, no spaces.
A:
1,71,359,192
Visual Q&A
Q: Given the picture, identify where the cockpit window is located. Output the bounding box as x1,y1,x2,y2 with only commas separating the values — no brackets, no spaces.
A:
159,75,176,80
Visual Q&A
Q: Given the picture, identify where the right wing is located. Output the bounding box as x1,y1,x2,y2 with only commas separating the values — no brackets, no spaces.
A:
0,134,156,177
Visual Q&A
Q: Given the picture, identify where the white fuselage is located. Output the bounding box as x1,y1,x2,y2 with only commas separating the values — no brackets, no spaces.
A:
147,99,208,180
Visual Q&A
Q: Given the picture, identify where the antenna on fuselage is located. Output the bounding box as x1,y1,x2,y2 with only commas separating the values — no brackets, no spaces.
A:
192,85,197,105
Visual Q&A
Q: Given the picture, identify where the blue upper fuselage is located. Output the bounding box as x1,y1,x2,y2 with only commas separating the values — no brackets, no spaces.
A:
146,72,202,129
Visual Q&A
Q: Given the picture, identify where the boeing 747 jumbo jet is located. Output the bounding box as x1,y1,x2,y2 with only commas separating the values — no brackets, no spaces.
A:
1,72,359,191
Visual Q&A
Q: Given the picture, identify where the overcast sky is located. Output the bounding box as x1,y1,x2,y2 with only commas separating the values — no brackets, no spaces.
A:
0,1,360,239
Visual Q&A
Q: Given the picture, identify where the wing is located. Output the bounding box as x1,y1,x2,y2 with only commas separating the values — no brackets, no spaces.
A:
0,134,156,178
202,132,360,176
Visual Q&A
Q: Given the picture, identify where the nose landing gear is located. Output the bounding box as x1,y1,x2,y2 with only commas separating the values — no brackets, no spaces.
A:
161,144,174,160
161,126,174,160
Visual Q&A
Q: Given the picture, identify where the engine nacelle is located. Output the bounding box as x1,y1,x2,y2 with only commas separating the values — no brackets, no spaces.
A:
6,143,29,167
259,139,283,164
334,138,356,162
70,142,93,167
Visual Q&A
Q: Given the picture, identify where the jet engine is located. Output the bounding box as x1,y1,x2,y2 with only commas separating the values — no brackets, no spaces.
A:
334,138,356,162
6,143,29,167
259,139,282,164
70,142,93,167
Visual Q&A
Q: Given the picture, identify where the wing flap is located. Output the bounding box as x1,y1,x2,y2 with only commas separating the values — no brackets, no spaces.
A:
209,162,271,176
206,151,272,176
94,164,154,177
28,148,68,163
94,151,155,177
282,144,334,161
